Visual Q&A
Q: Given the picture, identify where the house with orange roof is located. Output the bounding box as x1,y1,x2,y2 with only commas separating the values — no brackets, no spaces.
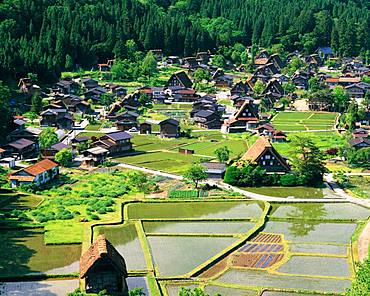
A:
9,159,59,188
242,137,290,173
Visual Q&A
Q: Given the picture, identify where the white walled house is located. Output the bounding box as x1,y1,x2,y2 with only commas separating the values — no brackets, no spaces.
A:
9,159,59,188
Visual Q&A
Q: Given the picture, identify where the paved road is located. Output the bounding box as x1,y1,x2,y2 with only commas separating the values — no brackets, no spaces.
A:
117,162,349,203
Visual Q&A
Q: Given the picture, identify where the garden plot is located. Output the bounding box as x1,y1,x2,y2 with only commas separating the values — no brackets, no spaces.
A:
0,228,81,277
143,221,256,234
289,243,347,255
263,221,357,244
277,255,351,277
270,203,370,220
126,201,265,220
94,223,147,270
147,236,237,276
215,269,351,293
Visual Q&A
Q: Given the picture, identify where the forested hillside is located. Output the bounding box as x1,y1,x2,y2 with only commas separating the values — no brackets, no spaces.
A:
0,0,369,81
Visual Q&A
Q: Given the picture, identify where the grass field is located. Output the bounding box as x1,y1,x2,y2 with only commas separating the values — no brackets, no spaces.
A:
272,112,338,132
343,176,370,199
116,151,210,174
117,132,251,174
273,131,345,157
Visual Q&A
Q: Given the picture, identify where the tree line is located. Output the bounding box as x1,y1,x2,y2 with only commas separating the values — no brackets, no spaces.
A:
0,0,369,82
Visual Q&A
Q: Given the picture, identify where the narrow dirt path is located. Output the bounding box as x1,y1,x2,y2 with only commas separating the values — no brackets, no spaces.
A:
358,221,370,262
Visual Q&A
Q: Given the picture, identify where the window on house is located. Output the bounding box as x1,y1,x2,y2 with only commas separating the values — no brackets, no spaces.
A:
270,161,274,166
265,155,271,160
262,161,266,165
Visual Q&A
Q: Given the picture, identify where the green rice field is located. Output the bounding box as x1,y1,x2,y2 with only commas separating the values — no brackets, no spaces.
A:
272,112,338,132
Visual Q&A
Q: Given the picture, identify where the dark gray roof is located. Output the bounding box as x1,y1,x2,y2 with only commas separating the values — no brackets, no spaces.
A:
8,138,35,150
159,118,179,126
349,137,370,147
105,131,132,141
195,110,215,118
202,162,226,171
50,142,70,151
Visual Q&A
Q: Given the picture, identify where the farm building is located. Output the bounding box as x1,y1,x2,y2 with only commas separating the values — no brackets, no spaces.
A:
82,147,108,166
9,159,59,188
242,137,290,173
139,122,152,135
2,138,38,160
80,235,128,295
159,119,180,138
222,99,260,133
165,71,193,89
202,162,226,179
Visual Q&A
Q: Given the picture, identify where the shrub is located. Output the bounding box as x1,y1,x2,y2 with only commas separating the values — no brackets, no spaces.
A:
280,173,302,186
89,214,100,220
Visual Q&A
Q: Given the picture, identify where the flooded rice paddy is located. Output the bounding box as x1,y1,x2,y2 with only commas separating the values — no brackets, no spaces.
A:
143,221,256,234
126,201,264,220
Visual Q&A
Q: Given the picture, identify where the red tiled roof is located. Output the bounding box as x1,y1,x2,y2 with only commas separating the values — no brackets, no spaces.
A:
326,78,339,83
24,159,58,176
339,77,361,83
80,235,127,279
254,58,269,65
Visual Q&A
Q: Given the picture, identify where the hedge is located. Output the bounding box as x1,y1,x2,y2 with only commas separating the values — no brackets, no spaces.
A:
168,190,209,199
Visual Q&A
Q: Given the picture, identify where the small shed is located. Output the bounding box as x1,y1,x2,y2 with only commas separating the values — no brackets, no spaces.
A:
202,162,226,180
80,235,128,295
159,118,180,138
139,122,152,135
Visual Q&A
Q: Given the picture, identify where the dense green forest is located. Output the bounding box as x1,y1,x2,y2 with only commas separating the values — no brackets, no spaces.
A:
0,0,369,82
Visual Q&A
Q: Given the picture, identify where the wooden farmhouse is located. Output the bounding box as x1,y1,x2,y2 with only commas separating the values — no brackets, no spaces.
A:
242,137,290,173
80,235,128,295
3,138,38,160
222,99,260,133
166,71,193,89
159,119,180,138
92,131,133,155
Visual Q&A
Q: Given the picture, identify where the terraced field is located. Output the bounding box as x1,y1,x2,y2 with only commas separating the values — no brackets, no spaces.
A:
93,200,369,296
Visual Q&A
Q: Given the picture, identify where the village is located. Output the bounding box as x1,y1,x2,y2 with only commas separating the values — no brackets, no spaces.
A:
1,46,370,296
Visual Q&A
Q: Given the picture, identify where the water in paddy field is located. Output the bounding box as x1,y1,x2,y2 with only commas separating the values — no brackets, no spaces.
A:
94,223,147,270
147,236,237,277
126,200,265,219
0,228,81,277
143,221,256,234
